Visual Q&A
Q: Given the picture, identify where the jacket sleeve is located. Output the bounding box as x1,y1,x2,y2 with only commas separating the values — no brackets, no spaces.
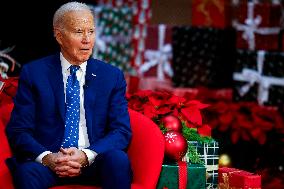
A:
5,65,47,161
87,69,132,154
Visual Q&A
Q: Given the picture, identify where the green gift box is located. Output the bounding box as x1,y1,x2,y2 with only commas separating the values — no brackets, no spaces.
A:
157,162,206,189
91,6,135,74
185,141,219,189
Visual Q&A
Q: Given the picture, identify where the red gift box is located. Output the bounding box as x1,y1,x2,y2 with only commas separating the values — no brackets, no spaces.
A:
192,0,232,28
219,167,261,189
136,25,173,91
139,25,172,78
232,1,282,51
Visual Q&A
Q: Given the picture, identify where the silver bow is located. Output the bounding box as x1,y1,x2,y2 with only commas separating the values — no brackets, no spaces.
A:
139,24,173,81
232,2,280,50
233,50,284,105
0,46,17,79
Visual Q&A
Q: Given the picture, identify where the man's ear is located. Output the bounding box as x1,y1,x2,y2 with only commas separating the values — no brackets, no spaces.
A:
54,27,63,45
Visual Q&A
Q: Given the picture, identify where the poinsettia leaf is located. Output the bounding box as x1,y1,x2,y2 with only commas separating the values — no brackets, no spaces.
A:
156,106,172,115
181,106,202,125
197,124,211,137
257,131,266,145
185,100,210,109
231,130,240,144
168,95,186,105
136,90,152,97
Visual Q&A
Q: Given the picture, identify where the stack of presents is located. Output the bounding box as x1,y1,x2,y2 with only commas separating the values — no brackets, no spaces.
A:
1,0,284,188
87,0,284,188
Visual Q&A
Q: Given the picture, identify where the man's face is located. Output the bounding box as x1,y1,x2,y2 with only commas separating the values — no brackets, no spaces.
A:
54,10,95,65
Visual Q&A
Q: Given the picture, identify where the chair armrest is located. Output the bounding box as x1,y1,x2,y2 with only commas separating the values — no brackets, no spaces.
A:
127,109,165,189
0,122,14,189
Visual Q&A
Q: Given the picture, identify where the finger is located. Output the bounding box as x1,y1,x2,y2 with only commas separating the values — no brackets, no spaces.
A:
67,168,81,175
54,165,71,172
56,156,70,164
67,161,82,169
57,168,81,177
60,147,69,155
64,147,77,155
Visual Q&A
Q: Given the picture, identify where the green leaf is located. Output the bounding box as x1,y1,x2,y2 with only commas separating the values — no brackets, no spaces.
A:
182,122,213,144
187,143,204,164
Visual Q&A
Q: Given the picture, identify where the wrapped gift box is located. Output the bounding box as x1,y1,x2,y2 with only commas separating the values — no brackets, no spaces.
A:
92,6,135,74
172,26,236,88
137,24,173,90
219,167,261,189
232,1,282,51
157,162,206,189
233,50,284,106
185,141,219,189
192,0,232,28
98,0,152,69
140,24,172,78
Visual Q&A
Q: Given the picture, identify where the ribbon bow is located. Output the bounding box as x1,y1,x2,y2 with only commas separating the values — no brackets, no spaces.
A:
139,24,173,81
0,46,17,79
233,50,284,105
232,2,280,50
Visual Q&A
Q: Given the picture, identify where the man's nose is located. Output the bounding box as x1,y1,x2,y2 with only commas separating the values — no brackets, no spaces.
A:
82,32,93,43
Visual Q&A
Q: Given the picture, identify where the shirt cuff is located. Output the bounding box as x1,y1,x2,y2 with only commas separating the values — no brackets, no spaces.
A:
35,151,52,164
81,149,97,165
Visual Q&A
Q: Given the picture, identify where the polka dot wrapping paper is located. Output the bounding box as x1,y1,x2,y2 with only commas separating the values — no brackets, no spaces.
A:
233,49,284,106
171,26,236,89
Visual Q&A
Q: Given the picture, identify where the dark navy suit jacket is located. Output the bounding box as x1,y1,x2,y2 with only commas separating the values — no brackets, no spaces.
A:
5,53,132,164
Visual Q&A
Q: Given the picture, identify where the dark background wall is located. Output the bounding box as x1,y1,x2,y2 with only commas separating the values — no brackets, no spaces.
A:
0,0,97,65
151,0,191,25
0,0,192,65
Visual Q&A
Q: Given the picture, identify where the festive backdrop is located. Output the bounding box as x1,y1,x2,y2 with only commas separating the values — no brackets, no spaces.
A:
0,0,284,189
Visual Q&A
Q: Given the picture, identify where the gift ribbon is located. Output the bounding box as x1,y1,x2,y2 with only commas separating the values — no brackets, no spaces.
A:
139,24,173,81
178,161,187,189
0,47,16,72
0,62,9,79
0,47,17,79
0,81,4,93
232,1,280,50
233,50,284,105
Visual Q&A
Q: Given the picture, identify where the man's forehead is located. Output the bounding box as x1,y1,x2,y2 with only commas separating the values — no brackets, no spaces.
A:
64,10,94,22
64,11,94,27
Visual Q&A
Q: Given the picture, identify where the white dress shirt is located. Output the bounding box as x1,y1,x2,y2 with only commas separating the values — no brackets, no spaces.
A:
35,53,97,165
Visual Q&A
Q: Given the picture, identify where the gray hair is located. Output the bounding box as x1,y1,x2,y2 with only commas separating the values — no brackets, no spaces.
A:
53,1,94,29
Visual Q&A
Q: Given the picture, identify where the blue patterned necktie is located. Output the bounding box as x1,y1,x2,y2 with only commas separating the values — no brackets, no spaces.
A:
62,65,80,148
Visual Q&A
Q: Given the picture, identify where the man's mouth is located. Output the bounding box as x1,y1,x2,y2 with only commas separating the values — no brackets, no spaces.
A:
80,48,90,51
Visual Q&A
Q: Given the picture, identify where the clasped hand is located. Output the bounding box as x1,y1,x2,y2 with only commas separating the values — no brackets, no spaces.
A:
42,147,88,177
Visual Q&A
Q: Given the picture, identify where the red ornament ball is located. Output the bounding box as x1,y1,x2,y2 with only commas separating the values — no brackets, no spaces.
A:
161,115,182,132
164,131,188,161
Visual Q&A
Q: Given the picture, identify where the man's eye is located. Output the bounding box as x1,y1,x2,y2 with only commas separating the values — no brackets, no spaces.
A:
74,30,83,34
89,30,94,34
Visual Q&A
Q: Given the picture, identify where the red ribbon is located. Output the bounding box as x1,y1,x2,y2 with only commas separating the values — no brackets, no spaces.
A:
178,161,188,189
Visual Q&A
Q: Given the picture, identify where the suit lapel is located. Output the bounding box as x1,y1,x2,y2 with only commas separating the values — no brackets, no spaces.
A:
84,59,99,137
48,54,66,123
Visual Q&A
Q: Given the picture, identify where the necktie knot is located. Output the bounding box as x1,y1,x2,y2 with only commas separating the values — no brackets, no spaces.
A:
70,65,80,75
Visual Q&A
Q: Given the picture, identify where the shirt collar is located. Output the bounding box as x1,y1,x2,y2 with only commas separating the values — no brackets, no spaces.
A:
60,52,87,73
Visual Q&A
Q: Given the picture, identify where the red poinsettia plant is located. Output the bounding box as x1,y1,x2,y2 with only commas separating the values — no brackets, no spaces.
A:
206,101,284,145
126,90,212,138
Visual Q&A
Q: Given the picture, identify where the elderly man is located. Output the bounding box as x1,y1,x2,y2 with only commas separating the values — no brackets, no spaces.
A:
6,2,132,189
